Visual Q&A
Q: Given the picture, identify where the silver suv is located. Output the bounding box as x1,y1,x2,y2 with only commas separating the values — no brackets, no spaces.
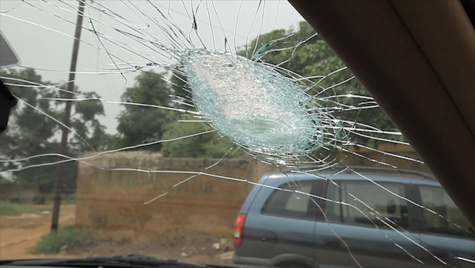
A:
233,167,475,268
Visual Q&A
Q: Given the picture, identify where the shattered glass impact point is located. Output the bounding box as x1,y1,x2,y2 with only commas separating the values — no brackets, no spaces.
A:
182,50,334,165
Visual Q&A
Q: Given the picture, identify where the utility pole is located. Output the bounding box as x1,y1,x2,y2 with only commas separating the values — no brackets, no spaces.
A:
51,0,86,232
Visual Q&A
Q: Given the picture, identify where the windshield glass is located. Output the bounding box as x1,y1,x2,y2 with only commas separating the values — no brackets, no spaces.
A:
0,1,473,267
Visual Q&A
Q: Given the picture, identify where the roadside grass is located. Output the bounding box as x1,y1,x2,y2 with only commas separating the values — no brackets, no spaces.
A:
62,195,77,204
32,225,93,254
0,201,51,216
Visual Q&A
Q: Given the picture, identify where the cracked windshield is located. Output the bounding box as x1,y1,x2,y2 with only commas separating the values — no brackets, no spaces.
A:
0,1,474,268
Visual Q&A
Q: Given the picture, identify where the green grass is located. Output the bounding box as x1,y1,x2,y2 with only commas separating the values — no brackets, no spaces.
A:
32,225,93,254
61,195,77,204
0,201,51,216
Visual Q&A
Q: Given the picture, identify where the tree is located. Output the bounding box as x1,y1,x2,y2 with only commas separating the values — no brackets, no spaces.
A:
114,70,244,158
0,68,108,193
115,23,401,157
161,114,245,158
239,21,360,93
161,70,244,158
71,91,109,152
239,21,402,147
115,71,174,151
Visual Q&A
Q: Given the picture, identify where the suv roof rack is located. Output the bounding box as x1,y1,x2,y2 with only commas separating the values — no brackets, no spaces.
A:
342,166,435,180
281,165,436,181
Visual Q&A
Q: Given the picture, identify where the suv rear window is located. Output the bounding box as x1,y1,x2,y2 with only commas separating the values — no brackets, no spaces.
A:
261,181,315,219
325,181,408,228
419,185,474,237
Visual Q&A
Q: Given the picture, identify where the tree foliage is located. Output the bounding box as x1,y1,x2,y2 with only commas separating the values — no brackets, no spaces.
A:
161,114,244,158
114,70,244,158
114,22,401,158
0,68,108,193
115,71,174,151
240,21,402,147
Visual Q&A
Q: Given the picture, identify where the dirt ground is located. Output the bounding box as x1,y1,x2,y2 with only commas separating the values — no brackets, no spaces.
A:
0,204,76,259
0,204,234,265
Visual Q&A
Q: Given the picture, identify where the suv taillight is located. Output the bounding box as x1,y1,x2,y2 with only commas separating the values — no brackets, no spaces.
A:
234,213,247,247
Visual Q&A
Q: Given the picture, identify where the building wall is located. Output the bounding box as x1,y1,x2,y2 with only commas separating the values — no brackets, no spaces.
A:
75,151,277,240
335,143,431,173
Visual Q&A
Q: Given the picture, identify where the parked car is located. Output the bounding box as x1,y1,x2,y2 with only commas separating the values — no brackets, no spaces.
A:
233,167,475,268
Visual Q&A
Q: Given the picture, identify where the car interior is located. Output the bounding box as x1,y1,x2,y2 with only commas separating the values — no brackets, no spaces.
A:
0,1,473,267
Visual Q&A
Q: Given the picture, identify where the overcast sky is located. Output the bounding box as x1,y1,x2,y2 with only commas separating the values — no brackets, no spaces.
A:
0,0,304,134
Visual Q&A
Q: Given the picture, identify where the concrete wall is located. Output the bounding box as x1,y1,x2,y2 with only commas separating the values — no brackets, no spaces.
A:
75,151,277,240
334,143,431,173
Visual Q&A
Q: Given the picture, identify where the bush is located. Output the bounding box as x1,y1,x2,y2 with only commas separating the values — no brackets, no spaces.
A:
0,201,50,215
32,225,93,254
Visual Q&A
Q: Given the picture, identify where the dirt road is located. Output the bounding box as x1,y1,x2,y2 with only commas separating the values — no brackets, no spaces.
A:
0,204,234,264
0,204,76,259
